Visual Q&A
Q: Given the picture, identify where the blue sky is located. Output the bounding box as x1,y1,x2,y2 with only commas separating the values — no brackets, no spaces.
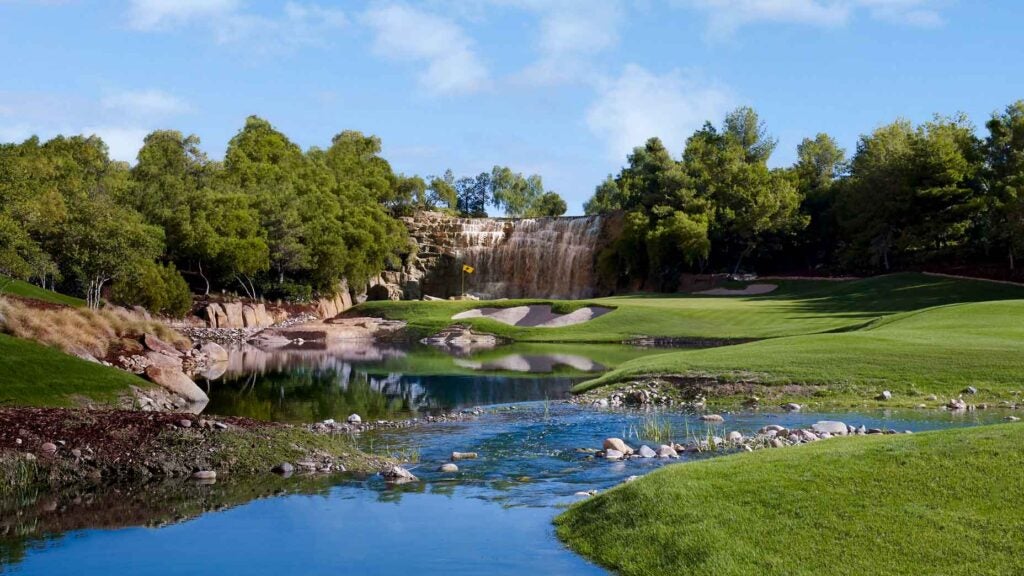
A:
2,1,1023,214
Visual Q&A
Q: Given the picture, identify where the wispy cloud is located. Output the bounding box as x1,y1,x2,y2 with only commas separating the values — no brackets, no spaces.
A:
362,4,488,96
101,89,191,118
126,0,348,52
677,0,943,39
586,64,734,161
511,0,625,86
0,88,192,162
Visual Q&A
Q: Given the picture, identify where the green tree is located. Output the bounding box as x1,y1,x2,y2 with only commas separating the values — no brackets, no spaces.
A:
427,169,458,211
527,191,568,217
985,100,1024,270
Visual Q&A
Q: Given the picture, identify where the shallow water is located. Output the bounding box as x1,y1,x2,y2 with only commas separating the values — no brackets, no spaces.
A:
2,343,1012,575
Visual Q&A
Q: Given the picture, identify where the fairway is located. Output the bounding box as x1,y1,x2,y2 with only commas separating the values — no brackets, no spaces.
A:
556,423,1024,576
357,273,1024,342
0,276,85,307
575,299,1024,401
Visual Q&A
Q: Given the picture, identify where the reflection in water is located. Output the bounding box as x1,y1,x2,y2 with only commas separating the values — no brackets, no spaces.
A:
199,341,608,423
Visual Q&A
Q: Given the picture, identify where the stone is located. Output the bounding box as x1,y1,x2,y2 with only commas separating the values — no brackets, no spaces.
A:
40,442,57,456
602,438,634,455
144,350,183,370
451,451,478,461
655,445,678,458
200,342,229,364
214,422,228,430
604,449,624,460
947,398,968,411
781,403,802,412
143,333,182,357
726,431,743,443
700,414,725,423
221,302,245,328
877,390,892,401
71,448,82,458
347,413,362,424
145,365,209,404
811,421,849,436
926,394,938,401
963,386,978,395
381,465,419,483
624,475,639,483
637,445,657,458
272,462,294,475
439,463,459,473
192,470,217,480
177,419,193,428
770,438,784,448
1006,416,1021,422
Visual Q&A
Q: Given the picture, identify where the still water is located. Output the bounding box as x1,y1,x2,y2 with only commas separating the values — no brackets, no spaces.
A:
1,343,1009,575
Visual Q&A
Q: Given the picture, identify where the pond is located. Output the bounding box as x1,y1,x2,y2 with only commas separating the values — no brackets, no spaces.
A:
1,342,1012,575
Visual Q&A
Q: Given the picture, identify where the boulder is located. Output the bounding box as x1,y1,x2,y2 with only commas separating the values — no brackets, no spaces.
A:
602,438,634,455
200,342,229,364
143,333,182,357
202,303,225,328
811,421,849,436
144,365,209,403
781,403,802,412
876,390,892,401
381,465,419,483
655,445,678,458
241,305,259,327
272,462,294,475
439,463,459,473
192,470,216,480
222,302,245,328
144,351,183,370
700,414,725,423
726,431,743,443
254,304,274,327
451,451,478,461
347,413,362,424
604,449,624,460
963,386,978,395
637,445,657,458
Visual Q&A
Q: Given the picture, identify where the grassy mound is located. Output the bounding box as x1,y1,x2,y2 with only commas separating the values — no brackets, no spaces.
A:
0,276,84,307
574,300,1024,403
356,273,1024,342
556,423,1024,576
0,333,150,407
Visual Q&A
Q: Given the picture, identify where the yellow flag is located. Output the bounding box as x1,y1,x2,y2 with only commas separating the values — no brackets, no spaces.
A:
462,264,475,274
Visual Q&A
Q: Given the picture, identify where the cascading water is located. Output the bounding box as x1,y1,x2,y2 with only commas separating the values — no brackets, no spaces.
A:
405,213,612,300
454,216,604,299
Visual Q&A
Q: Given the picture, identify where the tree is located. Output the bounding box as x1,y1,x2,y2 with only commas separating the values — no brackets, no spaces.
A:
584,175,622,215
985,100,1024,270
427,169,458,211
456,172,490,217
490,166,543,217
792,133,846,267
527,192,567,217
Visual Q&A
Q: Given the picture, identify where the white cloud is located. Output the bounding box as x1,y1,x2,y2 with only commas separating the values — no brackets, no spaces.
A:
80,126,151,162
362,4,488,95
0,89,192,163
678,0,943,38
586,64,734,161
127,0,240,30
101,89,190,118
126,0,348,52
515,0,624,86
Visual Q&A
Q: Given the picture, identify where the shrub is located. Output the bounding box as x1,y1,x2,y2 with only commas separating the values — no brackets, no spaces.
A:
110,262,192,318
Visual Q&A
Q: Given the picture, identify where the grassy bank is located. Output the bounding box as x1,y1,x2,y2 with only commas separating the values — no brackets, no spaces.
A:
356,273,1024,342
574,300,1024,405
556,423,1024,576
0,333,152,407
0,276,84,307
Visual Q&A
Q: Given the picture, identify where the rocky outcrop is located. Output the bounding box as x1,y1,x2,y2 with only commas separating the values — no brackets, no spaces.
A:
200,302,276,329
144,365,209,404
314,280,354,319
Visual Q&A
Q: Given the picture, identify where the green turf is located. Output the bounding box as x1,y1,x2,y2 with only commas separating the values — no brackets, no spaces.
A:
556,423,1024,576
573,300,1024,404
0,333,150,407
0,276,84,307
356,273,1024,342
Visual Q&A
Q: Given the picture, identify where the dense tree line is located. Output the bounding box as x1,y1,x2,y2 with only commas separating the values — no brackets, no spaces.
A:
585,102,1024,290
0,116,571,314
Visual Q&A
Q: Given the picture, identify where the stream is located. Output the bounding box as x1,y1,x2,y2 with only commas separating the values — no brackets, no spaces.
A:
1,342,1010,575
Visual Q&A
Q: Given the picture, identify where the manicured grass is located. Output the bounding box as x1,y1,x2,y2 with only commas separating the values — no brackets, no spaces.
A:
0,333,150,407
357,273,1024,342
556,423,1024,576
0,276,84,307
574,300,1024,403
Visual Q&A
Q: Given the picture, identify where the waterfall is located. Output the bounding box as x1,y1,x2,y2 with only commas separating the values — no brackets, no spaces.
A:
403,213,606,297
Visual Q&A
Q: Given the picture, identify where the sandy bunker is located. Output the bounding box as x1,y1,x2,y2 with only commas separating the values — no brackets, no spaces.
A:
451,305,613,328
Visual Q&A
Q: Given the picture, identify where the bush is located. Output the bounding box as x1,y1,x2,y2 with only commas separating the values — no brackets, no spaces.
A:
110,262,193,317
